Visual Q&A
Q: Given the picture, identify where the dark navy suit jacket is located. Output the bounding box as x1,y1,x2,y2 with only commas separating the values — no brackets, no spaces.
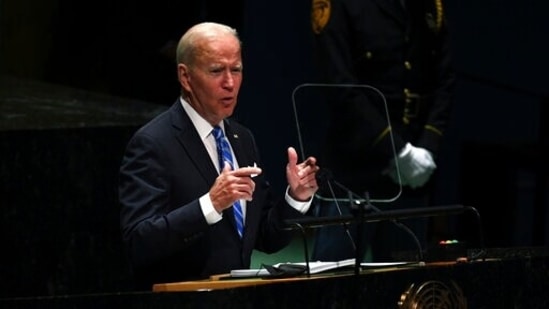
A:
119,101,302,289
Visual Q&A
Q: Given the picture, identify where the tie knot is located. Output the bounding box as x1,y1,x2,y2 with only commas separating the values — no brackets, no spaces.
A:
212,125,224,141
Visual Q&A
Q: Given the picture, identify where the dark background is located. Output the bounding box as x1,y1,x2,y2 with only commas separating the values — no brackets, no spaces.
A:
1,0,548,297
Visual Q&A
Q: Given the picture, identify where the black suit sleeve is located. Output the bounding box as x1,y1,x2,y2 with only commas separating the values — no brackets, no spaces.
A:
119,130,209,268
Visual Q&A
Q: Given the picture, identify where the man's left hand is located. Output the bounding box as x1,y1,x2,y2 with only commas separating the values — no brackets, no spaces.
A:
286,147,319,201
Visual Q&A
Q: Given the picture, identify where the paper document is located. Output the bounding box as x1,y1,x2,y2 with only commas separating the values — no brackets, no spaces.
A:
230,259,412,278
231,259,355,278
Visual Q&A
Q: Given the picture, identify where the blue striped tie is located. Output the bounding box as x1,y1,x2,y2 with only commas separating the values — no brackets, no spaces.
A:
212,126,244,238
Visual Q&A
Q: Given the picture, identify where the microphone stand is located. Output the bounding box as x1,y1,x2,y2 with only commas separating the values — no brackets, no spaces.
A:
334,178,425,269
360,192,425,263
287,170,486,279
350,190,366,276
292,171,485,272
348,190,424,275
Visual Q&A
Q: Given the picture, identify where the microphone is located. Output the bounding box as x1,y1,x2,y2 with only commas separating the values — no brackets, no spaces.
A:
315,168,334,187
315,168,357,252
315,168,425,262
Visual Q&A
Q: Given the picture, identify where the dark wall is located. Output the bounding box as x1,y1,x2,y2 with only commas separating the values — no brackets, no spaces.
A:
437,0,549,247
0,77,167,297
235,0,315,194
1,127,134,297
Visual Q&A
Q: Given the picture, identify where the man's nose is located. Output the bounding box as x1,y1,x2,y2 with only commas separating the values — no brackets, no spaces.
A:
222,71,235,89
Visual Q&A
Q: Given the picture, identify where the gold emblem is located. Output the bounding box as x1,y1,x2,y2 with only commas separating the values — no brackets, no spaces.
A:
399,280,467,309
426,0,444,34
311,0,331,34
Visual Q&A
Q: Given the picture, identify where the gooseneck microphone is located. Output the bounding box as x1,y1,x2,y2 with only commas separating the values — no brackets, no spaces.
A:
315,168,425,263
315,168,357,252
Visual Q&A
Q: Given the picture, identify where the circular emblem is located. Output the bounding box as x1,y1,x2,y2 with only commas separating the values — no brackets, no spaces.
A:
311,0,331,34
399,280,467,309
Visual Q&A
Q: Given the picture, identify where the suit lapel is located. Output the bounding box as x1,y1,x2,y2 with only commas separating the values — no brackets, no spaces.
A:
169,103,219,183
224,120,254,170
169,103,252,239
170,105,257,239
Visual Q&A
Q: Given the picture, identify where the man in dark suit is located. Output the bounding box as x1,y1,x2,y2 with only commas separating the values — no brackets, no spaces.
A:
309,0,456,262
119,22,319,290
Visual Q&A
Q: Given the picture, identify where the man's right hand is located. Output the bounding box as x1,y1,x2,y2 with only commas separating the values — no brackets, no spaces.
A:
210,163,262,212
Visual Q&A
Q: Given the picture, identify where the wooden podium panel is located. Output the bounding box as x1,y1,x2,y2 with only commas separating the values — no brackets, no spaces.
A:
151,261,459,292
153,273,334,292
147,256,549,308
2,252,549,308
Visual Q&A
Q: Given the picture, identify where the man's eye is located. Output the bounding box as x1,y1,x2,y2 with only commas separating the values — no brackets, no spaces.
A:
231,67,243,73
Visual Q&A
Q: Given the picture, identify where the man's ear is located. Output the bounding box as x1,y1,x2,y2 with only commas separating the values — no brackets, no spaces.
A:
178,63,191,92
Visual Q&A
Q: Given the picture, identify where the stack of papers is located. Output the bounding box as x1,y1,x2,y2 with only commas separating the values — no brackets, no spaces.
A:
230,259,411,278
230,259,353,277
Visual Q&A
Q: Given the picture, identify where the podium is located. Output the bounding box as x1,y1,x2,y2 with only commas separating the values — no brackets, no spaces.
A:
152,271,349,292
1,247,549,308
148,248,549,308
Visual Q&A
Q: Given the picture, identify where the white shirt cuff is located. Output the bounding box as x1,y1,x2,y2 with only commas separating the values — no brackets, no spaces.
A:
200,193,223,224
284,186,312,213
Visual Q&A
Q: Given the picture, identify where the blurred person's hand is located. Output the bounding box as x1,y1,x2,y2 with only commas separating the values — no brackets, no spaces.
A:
384,143,436,188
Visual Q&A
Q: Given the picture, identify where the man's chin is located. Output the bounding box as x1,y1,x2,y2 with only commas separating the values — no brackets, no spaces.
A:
222,104,236,114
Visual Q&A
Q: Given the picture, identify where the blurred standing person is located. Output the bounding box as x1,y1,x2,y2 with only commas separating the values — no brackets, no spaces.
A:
309,0,456,262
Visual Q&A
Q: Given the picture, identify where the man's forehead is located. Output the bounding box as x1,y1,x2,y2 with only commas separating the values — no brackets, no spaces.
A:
196,45,241,63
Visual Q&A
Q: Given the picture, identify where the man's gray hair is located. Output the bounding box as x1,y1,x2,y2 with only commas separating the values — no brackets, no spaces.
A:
176,22,240,65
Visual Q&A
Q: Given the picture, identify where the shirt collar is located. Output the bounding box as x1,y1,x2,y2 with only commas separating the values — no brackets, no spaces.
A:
179,97,224,140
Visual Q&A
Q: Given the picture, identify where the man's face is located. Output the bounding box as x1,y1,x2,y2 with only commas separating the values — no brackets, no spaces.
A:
179,34,243,125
